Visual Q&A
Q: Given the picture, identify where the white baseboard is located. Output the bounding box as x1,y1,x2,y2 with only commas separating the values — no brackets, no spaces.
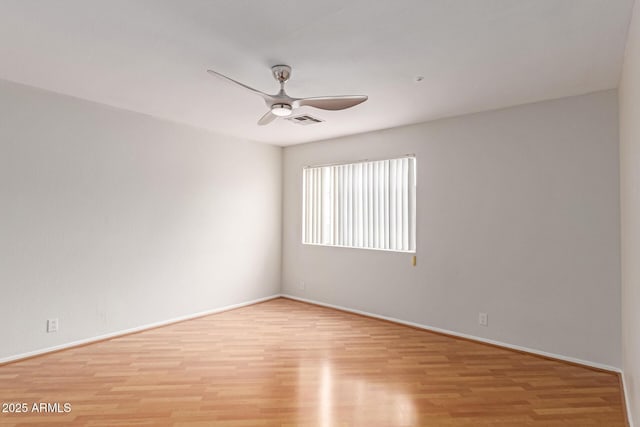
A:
281,294,621,374
0,294,281,365
622,372,635,427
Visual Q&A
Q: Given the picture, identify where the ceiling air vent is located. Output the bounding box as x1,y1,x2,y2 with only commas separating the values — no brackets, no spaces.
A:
286,114,324,126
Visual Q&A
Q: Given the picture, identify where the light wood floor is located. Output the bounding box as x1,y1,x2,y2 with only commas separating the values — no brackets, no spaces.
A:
0,297,627,426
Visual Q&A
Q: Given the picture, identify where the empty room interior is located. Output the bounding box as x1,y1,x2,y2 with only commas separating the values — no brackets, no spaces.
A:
1,1,640,426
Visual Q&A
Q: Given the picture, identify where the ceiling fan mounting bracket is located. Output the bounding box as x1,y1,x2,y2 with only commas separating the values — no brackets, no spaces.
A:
271,65,291,83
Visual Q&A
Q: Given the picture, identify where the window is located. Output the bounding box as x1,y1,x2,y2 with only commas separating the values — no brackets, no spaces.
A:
302,156,416,252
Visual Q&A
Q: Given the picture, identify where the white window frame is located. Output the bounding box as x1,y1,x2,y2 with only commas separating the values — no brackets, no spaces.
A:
302,156,416,253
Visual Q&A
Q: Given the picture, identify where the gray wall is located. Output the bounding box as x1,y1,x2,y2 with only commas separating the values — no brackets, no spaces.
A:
620,0,640,423
282,90,621,368
0,79,282,361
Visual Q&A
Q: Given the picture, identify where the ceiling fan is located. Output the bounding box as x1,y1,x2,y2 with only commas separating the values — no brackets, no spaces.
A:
207,65,368,126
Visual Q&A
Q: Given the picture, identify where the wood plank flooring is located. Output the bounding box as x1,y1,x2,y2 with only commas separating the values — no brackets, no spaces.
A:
0,297,627,426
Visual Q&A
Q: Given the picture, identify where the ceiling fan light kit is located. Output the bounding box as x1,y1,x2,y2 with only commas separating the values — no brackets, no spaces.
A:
207,64,367,126
271,103,292,117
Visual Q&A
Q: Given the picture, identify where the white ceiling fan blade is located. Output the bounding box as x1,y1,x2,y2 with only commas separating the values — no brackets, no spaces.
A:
207,69,272,101
257,111,277,126
293,95,368,111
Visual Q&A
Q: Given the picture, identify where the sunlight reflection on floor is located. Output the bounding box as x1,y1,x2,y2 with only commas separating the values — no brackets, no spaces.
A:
297,359,416,426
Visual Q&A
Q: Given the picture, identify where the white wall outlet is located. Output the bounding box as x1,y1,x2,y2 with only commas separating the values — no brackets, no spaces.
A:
300,281,306,290
47,318,59,333
478,312,488,327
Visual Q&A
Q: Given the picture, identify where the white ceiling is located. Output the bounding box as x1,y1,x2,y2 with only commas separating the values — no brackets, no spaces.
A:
0,0,634,146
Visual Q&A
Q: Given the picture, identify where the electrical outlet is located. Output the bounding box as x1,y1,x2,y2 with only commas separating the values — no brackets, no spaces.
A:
47,318,59,333
300,281,306,290
478,312,488,327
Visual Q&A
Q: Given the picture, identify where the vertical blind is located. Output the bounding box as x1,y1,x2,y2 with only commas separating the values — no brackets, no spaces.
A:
303,156,416,252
